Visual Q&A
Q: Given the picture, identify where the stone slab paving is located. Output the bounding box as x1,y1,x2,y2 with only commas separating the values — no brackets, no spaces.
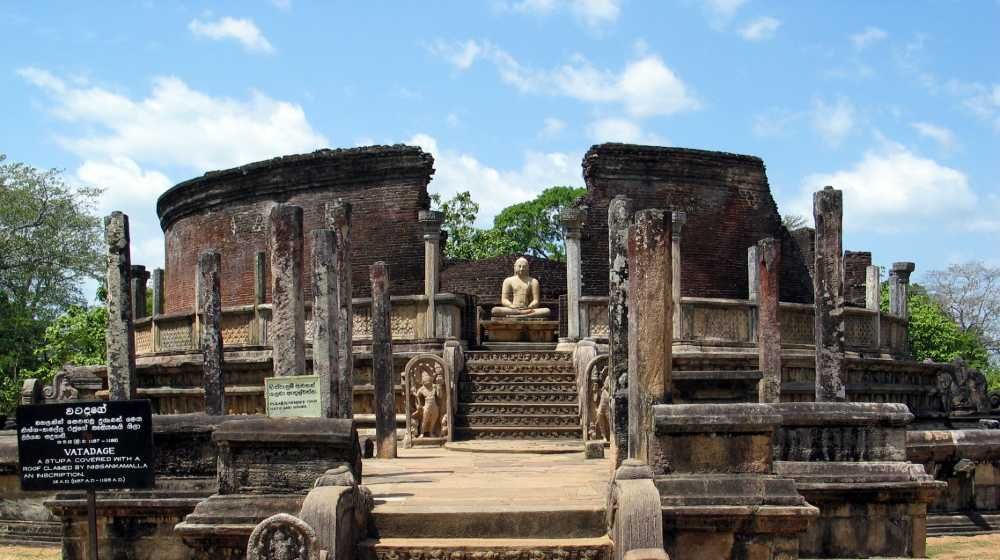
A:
363,445,611,538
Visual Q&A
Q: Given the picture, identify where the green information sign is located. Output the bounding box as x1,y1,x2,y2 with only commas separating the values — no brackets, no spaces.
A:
264,375,322,418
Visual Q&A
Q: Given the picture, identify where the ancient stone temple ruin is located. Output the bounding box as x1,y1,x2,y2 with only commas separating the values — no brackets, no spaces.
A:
4,143,1000,559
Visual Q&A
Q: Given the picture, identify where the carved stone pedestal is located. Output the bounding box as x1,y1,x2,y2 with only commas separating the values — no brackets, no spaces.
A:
482,319,559,343
772,402,945,558
648,404,818,560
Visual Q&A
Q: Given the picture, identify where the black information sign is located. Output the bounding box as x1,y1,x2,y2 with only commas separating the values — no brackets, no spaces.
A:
16,400,155,491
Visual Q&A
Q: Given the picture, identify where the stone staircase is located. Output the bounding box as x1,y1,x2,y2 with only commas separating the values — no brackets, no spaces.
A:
455,350,583,440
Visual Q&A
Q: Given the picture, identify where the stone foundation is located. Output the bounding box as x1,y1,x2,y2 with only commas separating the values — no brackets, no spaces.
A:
482,319,559,343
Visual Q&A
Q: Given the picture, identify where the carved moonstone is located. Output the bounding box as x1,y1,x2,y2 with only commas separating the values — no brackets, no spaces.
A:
246,513,320,560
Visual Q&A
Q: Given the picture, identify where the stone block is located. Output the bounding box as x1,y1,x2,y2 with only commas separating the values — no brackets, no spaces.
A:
585,441,605,459
651,404,780,475
482,319,559,343
772,402,912,462
624,549,668,560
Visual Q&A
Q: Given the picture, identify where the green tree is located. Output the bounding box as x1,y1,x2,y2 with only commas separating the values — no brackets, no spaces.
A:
0,155,103,414
431,186,586,262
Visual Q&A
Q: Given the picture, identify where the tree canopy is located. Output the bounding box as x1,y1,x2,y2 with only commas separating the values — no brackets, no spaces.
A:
431,186,586,262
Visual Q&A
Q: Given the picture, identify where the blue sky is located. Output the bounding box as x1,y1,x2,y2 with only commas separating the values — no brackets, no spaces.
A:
2,1,998,296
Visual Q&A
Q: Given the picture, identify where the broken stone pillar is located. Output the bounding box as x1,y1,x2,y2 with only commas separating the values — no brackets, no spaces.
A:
627,209,672,462
813,187,846,402
105,212,136,401
269,204,306,377
311,230,340,418
889,261,915,319
130,265,150,320
756,238,782,404
560,207,587,341
198,251,225,416
747,245,760,303
329,200,354,418
608,196,632,467
419,210,444,339
152,267,164,351
671,211,686,337
865,265,881,311
370,262,396,459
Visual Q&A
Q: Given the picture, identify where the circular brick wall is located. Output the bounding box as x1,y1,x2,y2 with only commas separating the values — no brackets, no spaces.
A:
156,146,434,313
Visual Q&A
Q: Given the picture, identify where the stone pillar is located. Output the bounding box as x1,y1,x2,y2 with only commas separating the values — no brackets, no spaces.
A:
104,212,136,401
627,209,672,462
419,210,444,339
311,230,340,418
866,265,881,311
152,267,164,351
747,245,760,303
756,238,782,404
329,200,354,418
253,251,266,346
130,265,150,320
152,268,164,316
370,262,396,459
889,262,915,319
269,204,306,377
671,211,686,337
608,196,632,467
813,187,846,402
198,251,225,416
560,207,587,340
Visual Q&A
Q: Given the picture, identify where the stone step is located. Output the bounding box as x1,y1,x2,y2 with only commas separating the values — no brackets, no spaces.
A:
458,403,580,416
927,512,1000,536
462,372,576,383
460,380,578,393
461,391,578,404
456,413,581,428
0,520,63,545
477,342,560,352
465,351,573,364
466,363,576,374
359,537,612,559
454,426,583,440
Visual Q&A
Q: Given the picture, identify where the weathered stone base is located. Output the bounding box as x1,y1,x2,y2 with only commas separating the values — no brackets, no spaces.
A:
175,494,305,560
774,462,942,558
45,485,213,560
483,320,559,343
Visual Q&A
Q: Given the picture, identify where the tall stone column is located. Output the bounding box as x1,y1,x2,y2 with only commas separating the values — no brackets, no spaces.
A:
329,200,354,418
370,262,396,459
608,196,632,467
198,251,225,416
755,238,782,403
130,265,150,320
627,209,672,462
889,262,915,319
865,265,881,311
671,211,686,337
560,207,587,340
253,251,266,345
813,187,846,402
152,267,164,351
311,230,340,418
269,204,306,377
105,212,136,401
747,246,760,303
419,210,444,339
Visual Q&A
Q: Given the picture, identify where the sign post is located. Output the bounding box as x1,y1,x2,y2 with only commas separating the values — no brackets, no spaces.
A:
16,400,155,560
264,374,322,417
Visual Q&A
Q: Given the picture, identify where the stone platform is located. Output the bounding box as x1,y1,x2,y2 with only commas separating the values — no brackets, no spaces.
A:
362,446,610,544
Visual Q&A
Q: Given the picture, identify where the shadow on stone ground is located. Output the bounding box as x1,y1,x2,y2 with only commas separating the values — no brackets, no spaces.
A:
6,535,1000,559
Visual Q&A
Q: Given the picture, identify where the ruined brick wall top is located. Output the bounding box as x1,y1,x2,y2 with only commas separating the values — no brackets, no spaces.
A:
844,251,872,308
579,143,813,302
440,255,567,302
156,146,434,313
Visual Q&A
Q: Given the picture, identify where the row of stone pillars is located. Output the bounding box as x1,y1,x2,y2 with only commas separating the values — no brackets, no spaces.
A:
605,187,917,464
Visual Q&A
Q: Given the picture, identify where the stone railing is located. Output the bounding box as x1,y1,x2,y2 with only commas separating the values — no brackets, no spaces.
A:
134,293,467,356
577,296,908,355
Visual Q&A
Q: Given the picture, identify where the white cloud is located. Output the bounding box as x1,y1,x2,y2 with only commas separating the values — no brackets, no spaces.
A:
446,112,462,127
408,133,582,224
539,117,566,138
76,156,172,213
752,108,802,137
271,0,292,10
498,0,620,29
851,26,887,50
739,17,782,42
431,42,700,118
963,83,1000,131
18,68,328,173
586,117,665,144
700,0,747,29
911,122,957,150
811,96,855,146
788,140,977,233
188,16,274,54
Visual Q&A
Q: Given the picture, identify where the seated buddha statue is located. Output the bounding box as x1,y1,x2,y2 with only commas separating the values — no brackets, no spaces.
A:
490,257,551,319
